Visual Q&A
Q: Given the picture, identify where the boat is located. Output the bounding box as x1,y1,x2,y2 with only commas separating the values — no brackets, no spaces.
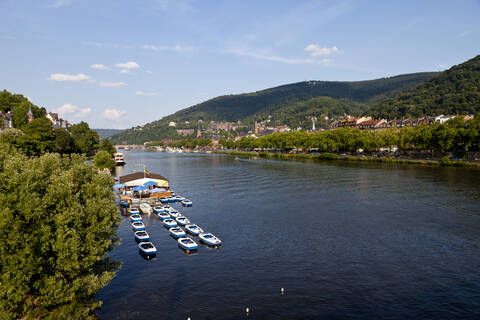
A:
119,199,129,208
138,241,157,257
178,237,198,251
157,212,170,220
162,205,173,212
128,207,140,215
130,214,142,222
125,146,130,151
172,195,186,202
176,216,190,226
169,210,181,218
181,199,193,207
114,153,125,166
199,233,222,246
132,221,145,231
185,224,203,236
153,206,167,214
134,230,150,242
160,197,169,204
169,227,186,238
139,202,153,214
163,219,177,228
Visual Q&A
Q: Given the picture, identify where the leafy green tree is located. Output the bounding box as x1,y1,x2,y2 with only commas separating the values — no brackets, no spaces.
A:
0,144,120,319
53,128,77,154
94,150,115,170
99,139,116,157
70,122,100,155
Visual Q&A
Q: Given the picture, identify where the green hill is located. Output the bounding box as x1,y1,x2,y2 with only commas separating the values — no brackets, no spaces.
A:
94,129,125,138
110,72,436,144
370,55,480,118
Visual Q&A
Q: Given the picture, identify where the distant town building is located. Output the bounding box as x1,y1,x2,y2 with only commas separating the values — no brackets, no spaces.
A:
168,121,176,127
176,128,195,136
26,106,34,123
46,112,70,129
0,111,14,130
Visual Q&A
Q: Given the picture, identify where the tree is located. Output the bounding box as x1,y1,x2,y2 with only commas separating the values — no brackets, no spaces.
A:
70,122,100,155
94,150,115,170
53,128,77,154
99,139,116,157
16,117,56,156
0,144,120,319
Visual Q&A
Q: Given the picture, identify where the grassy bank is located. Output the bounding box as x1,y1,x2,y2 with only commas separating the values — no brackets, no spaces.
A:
215,150,479,167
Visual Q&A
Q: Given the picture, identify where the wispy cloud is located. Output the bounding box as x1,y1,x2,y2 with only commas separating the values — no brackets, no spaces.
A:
54,103,91,118
136,91,158,96
103,108,126,121
91,63,108,70
304,45,341,57
48,73,92,82
143,44,195,53
100,81,126,87
226,46,331,65
115,61,140,69
49,0,72,8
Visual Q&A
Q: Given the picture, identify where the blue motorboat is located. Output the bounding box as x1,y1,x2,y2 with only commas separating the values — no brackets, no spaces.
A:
185,224,203,236
132,221,145,231
169,210,181,218
176,216,190,226
169,227,186,238
128,207,140,215
130,214,142,222
157,212,170,220
181,199,193,207
200,232,222,246
160,197,169,204
138,241,157,258
163,219,177,228
178,237,198,251
119,199,129,208
153,206,167,214
135,230,150,242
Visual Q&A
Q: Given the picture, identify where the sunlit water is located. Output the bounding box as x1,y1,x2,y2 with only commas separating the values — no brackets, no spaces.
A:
97,151,480,319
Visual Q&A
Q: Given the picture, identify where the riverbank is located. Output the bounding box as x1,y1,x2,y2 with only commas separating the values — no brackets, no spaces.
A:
215,150,480,167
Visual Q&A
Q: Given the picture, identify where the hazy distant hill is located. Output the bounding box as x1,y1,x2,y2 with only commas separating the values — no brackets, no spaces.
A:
110,72,436,144
94,129,125,138
370,55,480,118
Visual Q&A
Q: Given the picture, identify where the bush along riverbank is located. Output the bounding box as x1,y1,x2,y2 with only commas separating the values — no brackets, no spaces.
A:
216,150,479,167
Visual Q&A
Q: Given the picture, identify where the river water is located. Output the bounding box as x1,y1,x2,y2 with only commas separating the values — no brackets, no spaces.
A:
97,151,480,320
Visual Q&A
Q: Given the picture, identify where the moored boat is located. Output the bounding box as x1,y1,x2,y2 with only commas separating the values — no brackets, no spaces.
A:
172,195,186,202
169,210,181,218
181,199,193,207
169,227,186,238
157,212,170,220
138,241,157,257
163,218,177,228
185,224,203,236
199,233,222,246
134,230,150,242
128,207,140,215
175,216,190,226
115,153,125,166
132,221,145,231
139,202,153,214
153,206,167,214
119,199,129,208
130,214,142,222
160,197,169,204
178,237,198,251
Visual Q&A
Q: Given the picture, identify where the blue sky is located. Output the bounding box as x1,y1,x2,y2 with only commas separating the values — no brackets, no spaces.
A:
0,0,479,129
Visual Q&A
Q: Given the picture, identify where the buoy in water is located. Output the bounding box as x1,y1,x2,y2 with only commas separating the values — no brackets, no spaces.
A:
246,307,249,314
281,288,284,295
186,250,190,254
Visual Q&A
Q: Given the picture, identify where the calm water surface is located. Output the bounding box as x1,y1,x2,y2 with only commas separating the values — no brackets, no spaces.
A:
97,151,480,320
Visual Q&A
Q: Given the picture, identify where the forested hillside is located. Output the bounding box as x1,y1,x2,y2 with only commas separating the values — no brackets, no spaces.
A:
370,55,480,118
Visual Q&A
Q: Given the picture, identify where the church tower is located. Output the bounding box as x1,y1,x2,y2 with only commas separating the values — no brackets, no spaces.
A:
27,106,34,123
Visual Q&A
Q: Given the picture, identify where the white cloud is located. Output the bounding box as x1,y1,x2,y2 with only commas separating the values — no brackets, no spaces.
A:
54,103,91,118
48,73,92,82
304,44,341,57
136,91,158,96
120,69,130,74
100,81,126,87
103,108,126,121
49,0,72,8
91,63,108,70
227,47,331,65
143,44,195,53
115,61,140,69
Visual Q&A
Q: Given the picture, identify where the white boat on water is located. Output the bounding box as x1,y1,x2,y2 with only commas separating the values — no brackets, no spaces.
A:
132,221,145,231
169,210,181,218
115,153,125,166
178,237,198,251
134,230,150,242
169,227,186,238
181,199,193,207
163,219,177,228
128,207,140,215
172,195,185,202
185,224,203,236
130,214,142,222
153,206,167,214
139,202,153,214
138,241,157,257
199,233,222,246
176,216,190,226
157,212,170,220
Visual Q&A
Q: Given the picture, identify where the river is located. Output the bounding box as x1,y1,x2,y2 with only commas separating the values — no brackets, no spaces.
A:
97,151,480,319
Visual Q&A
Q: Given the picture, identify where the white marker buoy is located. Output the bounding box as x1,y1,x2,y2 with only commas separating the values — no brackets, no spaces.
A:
281,288,285,295
246,307,250,314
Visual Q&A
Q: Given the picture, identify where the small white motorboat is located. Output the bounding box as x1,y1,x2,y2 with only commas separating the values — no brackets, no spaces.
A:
163,219,177,228
160,197,169,203
199,233,222,246
157,212,170,220
181,199,193,207
132,221,145,231
175,216,190,226
153,206,167,214
135,230,150,242
185,224,203,236
172,195,185,202
130,214,142,222
169,210,181,218
138,241,157,257
128,207,140,215
139,202,153,214
178,237,198,251
169,227,186,238
162,205,173,212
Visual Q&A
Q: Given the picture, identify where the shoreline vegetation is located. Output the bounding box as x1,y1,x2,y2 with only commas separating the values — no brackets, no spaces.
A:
214,150,480,168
